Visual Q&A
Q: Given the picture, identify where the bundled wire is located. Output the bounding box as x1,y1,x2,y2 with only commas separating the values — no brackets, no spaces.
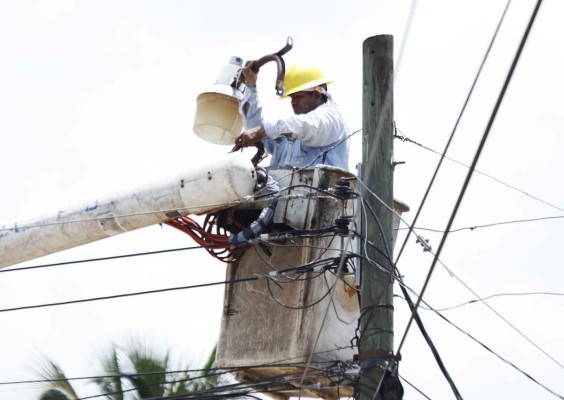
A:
165,214,247,263
166,169,281,263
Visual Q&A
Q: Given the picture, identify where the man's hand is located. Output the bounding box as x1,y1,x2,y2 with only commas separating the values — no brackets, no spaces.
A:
232,126,266,152
242,60,258,88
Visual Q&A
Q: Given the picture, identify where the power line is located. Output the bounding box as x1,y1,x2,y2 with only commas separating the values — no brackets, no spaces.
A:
428,298,564,399
357,189,463,399
398,214,564,233
400,218,564,369
0,223,341,277
394,129,564,214
0,361,343,386
411,291,564,312
393,0,513,268
391,265,564,399
359,172,564,395
0,256,352,314
134,365,348,400
7,360,351,387
0,276,258,314
16,350,357,398
75,368,329,400
398,374,432,400
0,243,221,274
396,0,544,359
0,367,233,386
362,161,564,370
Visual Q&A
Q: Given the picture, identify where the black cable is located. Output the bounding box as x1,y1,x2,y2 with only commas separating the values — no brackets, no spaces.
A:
141,368,341,400
410,291,564,312
0,367,236,386
391,261,564,398
353,230,392,261
265,226,340,239
361,195,463,399
399,214,564,233
395,271,463,400
366,182,564,396
18,359,350,392
0,276,260,314
32,362,247,400
0,243,227,274
395,129,564,214
73,363,345,400
262,234,339,281
251,183,341,201
396,0,544,357
389,261,564,399
0,259,356,314
427,300,564,399
394,0,512,267
362,179,564,370
398,374,433,400
266,271,334,310
257,236,341,251
74,368,227,400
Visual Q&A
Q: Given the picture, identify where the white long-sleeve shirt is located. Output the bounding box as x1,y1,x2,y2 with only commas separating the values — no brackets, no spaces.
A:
239,87,350,170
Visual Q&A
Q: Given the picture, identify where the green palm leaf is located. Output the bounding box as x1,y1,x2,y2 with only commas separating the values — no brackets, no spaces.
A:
39,388,73,400
32,357,79,400
34,339,219,399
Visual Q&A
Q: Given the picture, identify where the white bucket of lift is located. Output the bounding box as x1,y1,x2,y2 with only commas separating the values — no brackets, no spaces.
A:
193,92,243,145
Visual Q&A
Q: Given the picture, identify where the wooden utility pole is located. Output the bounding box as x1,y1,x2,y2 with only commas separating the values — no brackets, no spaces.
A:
359,35,399,400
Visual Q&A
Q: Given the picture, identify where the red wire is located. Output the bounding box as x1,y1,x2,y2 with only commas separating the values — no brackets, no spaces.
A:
165,213,248,263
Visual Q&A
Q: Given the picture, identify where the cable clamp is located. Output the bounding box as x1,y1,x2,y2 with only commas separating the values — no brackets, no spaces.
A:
415,234,432,252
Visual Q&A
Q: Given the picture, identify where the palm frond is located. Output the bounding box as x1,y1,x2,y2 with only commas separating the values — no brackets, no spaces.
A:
123,340,169,398
39,388,73,400
32,357,80,400
91,345,124,400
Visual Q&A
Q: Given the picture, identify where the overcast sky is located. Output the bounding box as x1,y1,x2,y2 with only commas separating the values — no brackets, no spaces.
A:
1,1,563,399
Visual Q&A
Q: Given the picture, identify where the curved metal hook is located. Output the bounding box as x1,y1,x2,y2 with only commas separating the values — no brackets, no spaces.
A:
239,36,294,96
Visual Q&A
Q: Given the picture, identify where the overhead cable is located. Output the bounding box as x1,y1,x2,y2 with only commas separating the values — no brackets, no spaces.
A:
0,244,219,274
0,276,260,314
415,291,564,312
399,214,564,233
358,192,463,399
396,0,544,359
0,256,353,314
361,157,564,370
395,129,564,213
429,299,564,399
394,0,513,267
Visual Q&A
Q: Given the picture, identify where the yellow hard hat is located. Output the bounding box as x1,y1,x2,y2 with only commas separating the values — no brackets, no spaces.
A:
281,63,332,98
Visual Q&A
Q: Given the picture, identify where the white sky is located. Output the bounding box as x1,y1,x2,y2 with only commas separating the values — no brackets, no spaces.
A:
1,0,563,399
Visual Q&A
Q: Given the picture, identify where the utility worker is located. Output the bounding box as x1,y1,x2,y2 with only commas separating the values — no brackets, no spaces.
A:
235,62,350,170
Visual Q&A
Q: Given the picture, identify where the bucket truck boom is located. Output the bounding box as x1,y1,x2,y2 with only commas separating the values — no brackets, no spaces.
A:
0,153,257,269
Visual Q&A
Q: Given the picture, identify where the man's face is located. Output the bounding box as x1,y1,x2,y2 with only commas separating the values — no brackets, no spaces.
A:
290,91,317,115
